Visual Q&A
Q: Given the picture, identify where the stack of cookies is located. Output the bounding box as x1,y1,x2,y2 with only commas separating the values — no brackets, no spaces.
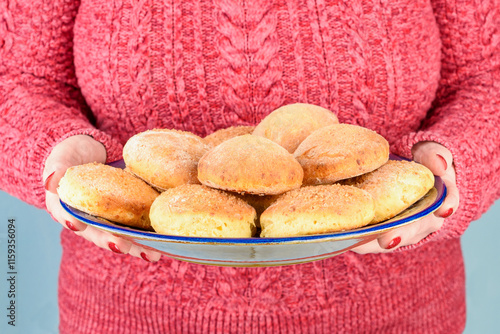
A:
58,103,434,238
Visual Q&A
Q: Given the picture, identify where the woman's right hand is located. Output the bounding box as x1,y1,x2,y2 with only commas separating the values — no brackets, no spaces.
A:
42,135,161,262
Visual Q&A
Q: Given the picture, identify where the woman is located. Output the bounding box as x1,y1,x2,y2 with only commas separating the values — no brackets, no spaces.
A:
1,0,499,332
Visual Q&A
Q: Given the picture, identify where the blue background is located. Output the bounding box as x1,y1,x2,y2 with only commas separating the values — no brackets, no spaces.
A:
0,191,499,333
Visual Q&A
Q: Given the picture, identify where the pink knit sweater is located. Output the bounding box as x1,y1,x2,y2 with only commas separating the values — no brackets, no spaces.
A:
1,0,500,332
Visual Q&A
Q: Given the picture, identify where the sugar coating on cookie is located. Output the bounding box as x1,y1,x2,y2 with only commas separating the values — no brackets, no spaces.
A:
342,160,435,223
294,124,389,185
58,163,159,230
198,134,304,195
149,184,257,237
260,184,375,237
123,129,211,191
253,103,339,153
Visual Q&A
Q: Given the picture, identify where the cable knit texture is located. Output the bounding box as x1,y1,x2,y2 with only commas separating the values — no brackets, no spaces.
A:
1,0,499,333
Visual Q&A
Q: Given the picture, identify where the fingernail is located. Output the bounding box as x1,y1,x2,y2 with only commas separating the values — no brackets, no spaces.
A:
44,171,56,191
440,208,453,218
108,242,123,254
437,154,448,171
140,252,151,262
386,236,401,249
66,221,80,232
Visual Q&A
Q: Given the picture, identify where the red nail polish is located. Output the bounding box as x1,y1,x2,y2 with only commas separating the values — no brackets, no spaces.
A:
66,221,79,232
440,208,453,218
108,242,123,254
386,236,401,249
437,154,448,171
140,252,151,262
44,171,56,191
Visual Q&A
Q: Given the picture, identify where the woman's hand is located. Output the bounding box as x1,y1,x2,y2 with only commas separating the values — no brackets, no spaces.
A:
42,135,161,262
351,141,460,254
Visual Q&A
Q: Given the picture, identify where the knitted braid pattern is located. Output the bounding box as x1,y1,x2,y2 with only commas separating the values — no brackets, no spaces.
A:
0,0,14,65
278,0,306,102
127,0,155,129
113,0,153,138
154,0,195,132
214,0,284,125
303,0,331,109
179,0,217,135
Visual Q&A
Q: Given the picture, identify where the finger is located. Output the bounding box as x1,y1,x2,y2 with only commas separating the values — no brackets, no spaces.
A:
46,191,89,232
376,215,444,250
412,141,453,176
43,158,88,194
128,245,162,262
76,228,162,262
42,156,82,194
350,239,385,254
43,169,68,194
75,227,133,255
434,167,460,218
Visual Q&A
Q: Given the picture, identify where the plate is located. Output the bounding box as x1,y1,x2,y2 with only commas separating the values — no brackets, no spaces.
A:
61,156,446,267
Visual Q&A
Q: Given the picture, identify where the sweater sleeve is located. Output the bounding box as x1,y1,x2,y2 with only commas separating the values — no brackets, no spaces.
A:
392,0,500,243
0,0,123,209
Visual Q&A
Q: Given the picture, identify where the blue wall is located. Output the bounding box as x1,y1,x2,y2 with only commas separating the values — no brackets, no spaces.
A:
0,191,499,333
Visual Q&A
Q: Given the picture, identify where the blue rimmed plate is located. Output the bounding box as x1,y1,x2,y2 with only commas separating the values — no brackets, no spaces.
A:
61,156,446,267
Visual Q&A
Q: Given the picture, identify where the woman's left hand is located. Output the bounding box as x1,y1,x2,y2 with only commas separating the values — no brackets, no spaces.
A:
351,141,460,254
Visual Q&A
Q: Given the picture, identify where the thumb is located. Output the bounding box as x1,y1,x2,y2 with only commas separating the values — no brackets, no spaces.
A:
411,141,453,177
43,135,107,193
43,169,69,194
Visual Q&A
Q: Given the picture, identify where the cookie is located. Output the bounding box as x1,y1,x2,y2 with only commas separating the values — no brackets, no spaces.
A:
58,163,159,230
149,184,257,237
260,184,375,237
342,160,435,223
253,103,339,153
198,134,303,195
123,129,211,191
294,124,389,185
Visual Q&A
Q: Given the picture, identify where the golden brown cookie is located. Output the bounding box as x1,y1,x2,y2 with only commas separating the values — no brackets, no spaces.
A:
198,134,304,195
342,160,435,224
253,103,339,153
260,184,375,237
204,126,256,148
149,184,257,237
294,124,390,185
58,163,160,230
123,129,211,191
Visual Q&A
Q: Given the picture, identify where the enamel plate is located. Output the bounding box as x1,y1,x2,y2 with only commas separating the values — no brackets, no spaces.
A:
61,156,446,267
